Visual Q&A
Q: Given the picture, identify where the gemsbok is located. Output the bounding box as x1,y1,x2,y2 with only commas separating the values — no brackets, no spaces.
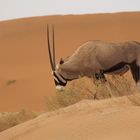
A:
47,24,140,91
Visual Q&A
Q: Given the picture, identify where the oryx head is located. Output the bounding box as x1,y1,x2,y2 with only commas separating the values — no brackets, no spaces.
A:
47,24,67,91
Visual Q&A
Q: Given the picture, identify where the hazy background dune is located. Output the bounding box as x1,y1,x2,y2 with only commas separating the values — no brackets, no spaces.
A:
0,12,140,111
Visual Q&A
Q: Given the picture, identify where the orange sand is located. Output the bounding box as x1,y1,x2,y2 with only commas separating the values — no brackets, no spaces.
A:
0,12,140,111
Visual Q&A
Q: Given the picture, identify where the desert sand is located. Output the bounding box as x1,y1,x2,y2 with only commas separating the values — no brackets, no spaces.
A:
0,95,140,140
0,12,140,111
0,11,140,140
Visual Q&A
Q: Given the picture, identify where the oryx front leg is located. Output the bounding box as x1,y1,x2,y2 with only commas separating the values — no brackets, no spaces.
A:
94,71,107,83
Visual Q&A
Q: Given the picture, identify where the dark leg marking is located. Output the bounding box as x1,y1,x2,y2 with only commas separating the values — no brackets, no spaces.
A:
103,61,140,83
103,62,128,74
130,61,139,83
102,61,140,84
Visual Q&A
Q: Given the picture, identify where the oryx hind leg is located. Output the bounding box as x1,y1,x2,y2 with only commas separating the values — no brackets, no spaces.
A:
130,61,140,91
136,67,140,92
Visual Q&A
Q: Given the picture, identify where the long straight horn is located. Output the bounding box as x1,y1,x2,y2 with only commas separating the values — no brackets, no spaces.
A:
52,24,56,68
47,24,55,71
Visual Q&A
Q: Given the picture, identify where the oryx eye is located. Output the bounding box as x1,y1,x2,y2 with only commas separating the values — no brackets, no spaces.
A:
60,58,64,64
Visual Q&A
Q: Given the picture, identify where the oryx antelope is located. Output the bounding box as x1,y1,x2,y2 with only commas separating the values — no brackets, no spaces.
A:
47,25,140,91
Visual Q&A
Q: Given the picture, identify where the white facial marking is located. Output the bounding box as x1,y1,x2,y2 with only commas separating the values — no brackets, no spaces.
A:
55,71,67,83
53,76,59,83
56,85,65,91
56,64,59,69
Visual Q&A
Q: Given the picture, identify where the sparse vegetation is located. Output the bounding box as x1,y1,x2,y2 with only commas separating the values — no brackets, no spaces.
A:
45,79,91,111
6,80,16,86
0,109,38,132
45,74,136,111
93,75,136,99
127,94,140,106
0,74,137,132
45,76,135,111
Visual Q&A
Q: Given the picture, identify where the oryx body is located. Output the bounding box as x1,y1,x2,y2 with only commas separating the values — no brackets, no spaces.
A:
47,25,140,91
58,41,139,77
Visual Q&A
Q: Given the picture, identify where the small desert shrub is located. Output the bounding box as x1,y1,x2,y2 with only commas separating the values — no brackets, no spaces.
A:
0,109,37,132
6,80,16,86
45,78,95,111
93,75,136,99
45,75,136,111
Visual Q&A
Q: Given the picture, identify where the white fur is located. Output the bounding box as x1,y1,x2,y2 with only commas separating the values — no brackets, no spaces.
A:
56,85,65,91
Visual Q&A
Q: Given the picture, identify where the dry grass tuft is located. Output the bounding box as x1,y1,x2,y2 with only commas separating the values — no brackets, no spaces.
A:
0,109,37,132
0,74,137,131
45,78,93,111
127,94,140,106
93,75,136,99
6,80,16,86
45,74,136,111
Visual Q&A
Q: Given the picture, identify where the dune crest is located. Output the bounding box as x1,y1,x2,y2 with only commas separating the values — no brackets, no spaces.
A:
0,95,140,140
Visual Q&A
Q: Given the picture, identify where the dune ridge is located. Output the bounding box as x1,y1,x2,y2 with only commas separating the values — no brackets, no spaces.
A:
0,95,140,140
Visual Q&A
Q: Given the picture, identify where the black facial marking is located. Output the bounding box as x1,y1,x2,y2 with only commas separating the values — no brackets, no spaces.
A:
53,72,67,86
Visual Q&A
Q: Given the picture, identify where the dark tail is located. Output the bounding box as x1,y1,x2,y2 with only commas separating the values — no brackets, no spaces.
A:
130,61,139,83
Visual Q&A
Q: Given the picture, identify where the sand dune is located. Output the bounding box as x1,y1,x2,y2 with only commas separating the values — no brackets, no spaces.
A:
0,12,140,111
0,95,140,140
0,12,140,140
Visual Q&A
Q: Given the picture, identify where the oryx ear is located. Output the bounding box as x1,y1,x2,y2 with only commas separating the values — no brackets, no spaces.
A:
60,58,64,64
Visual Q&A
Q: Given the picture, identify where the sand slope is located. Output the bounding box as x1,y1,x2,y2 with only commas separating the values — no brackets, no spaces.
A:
0,95,140,140
0,12,140,111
